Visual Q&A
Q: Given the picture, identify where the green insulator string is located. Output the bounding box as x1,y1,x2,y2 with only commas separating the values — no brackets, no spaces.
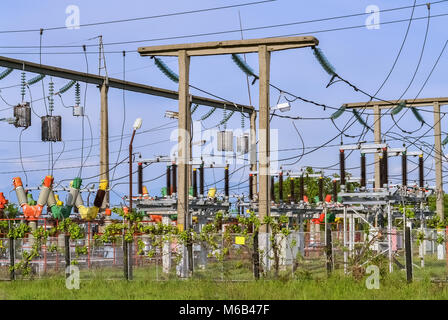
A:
411,107,425,124
443,135,448,146
312,47,336,76
200,107,216,121
20,72,26,102
231,54,258,85
58,79,76,95
27,74,45,86
331,105,345,119
223,109,227,130
391,101,406,115
0,68,13,81
152,56,179,83
48,80,54,114
191,104,199,114
75,82,81,106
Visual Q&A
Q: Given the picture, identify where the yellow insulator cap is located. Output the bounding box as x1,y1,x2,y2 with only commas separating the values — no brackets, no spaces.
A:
79,206,99,221
99,179,108,190
208,187,216,198
142,185,149,195
54,194,63,206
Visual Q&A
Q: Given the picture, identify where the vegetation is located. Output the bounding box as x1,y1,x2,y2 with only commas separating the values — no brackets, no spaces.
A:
273,167,359,202
0,271,447,300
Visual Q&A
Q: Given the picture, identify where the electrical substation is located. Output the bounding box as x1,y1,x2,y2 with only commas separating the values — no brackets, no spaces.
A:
0,2,447,288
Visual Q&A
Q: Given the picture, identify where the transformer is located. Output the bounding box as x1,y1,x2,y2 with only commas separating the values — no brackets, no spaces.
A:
217,131,233,152
41,115,62,142
72,105,84,117
13,103,31,128
236,134,249,154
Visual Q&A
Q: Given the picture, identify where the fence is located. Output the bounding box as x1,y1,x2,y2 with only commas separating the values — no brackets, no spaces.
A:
0,227,446,281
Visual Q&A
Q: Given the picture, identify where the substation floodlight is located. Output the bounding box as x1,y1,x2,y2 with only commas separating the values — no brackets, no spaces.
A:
133,118,143,130
164,110,179,119
271,102,291,113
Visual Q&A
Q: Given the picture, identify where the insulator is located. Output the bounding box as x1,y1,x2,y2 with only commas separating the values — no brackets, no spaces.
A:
41,115,62,142
217,131,234,152
166,166,171,196
278,172,283,202
138,163,143,195
382,148,388,187
318,176,323,202
419,155,424,188
20,72,26,101
289,177,295,203
13,103,31,128
37,176,53,206
192,168,197,198
339,149,346,185
48,81,54,113
223,109,227,130
402,153,407,186
360,153,366,188
249,174,253,200
224,166,229,197
172,164,177,194
75,82,81,105
299,175,304,202
199,164,204,196
332,180,338,203
94,189,106,208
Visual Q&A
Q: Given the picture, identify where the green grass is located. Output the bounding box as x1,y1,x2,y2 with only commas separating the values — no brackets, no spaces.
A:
0,270,447,300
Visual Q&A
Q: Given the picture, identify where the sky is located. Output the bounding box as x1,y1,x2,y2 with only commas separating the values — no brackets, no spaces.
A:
0,0,447,207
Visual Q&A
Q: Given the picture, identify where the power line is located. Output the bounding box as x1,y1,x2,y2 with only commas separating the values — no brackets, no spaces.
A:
0,1,276,34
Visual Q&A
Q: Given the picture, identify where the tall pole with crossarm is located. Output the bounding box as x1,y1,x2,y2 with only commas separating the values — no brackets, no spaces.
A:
138,36,319,277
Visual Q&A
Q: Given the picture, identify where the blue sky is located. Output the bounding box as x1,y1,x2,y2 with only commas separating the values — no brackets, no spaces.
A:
0,0,447,206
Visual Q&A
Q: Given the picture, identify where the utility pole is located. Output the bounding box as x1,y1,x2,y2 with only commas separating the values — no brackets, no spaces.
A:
433,102,444,221
258,45,271,257
138,35,319,278
373,104,381,189
344,98,448,217
177,50,191,278
250,112,258,198
100,82,109,209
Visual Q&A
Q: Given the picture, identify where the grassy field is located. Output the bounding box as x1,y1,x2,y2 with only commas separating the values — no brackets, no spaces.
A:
0,269,447,300
0,253,446,300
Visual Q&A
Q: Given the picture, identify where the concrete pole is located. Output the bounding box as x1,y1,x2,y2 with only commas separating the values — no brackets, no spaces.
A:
343,206,347,274
162,216,172,274
373,104,381,189
258,45,271,272
433,102,444,221
250,111,257,198
100,82,109,209
388,202,393,273
258,45,271,230
177,50,191,278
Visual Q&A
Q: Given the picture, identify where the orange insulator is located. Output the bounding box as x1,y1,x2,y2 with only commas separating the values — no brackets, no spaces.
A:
43,175,54,188
105,208,111,216
13,177,23,188
123,207,129,216
150,215,162,223
0,193,8,210
22,204,43,221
